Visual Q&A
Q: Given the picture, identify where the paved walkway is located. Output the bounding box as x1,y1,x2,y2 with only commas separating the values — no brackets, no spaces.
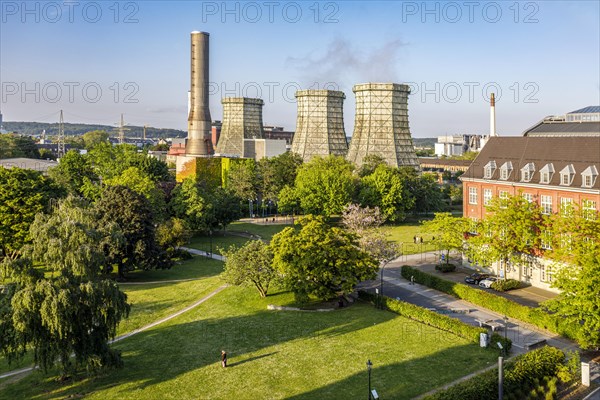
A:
181,247,225,261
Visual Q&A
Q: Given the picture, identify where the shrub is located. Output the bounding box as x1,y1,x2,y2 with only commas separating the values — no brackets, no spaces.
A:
358,291,486,344
424,346,566,400
491,279,521,292
400,266,580,342
491,332,512,354
435,263,457,272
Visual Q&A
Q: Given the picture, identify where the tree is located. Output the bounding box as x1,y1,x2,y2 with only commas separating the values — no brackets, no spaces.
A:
467,195,543,270
104,166,167,221
82,130,110,149
0,167,63,256
341,204,399,263
258,152,303,202
271,215,378,302
0,134,40,159
294,155,356,216
422,212,469,265
94,185,168,278
399,168,444,215
0,196,130,375
359,164,413,222
156,217,191,258
357,154,387,177
48,150,98,196
224,159,259,201
544,206,600,349
222,240,276,298
277,185,300,215
170,178,214,233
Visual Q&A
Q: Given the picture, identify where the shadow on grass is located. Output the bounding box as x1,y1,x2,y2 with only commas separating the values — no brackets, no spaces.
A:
227,352,278,368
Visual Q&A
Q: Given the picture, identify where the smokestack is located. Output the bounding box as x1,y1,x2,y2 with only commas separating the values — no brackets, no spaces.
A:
186,31,212,156
490,93,497,137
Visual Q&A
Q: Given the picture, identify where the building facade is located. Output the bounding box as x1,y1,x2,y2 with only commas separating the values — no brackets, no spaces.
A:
461,136,600,291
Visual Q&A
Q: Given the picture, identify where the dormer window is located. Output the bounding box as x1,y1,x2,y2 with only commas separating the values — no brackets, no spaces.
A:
559,164,575,186
499,161,513,180
484,161,496,179
539,163,555,184
520,163,535,182
581,166,599,188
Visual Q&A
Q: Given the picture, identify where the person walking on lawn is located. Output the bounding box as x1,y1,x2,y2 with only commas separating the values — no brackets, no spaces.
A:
221,350,227,368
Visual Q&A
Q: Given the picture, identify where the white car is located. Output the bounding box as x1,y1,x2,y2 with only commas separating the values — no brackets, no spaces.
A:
479,277,498,288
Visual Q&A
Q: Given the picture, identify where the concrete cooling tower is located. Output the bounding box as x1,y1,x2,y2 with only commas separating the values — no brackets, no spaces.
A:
347,83,419,169
186,31,212,156
291,90,348,162
216,97,265,157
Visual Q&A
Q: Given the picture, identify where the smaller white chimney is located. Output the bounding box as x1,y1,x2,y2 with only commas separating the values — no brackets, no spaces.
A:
490,93,497,137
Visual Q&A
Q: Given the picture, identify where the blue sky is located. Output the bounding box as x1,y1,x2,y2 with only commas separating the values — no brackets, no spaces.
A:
1,0,599,137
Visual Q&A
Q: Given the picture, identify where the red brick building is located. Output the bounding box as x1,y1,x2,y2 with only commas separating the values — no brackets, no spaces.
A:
461,136,600,291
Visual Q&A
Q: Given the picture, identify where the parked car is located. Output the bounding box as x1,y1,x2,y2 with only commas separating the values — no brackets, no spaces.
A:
479,277,498,288
464,273,490,284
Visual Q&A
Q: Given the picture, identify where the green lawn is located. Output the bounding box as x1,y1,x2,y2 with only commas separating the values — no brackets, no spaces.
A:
188,221,291,254
0,256,224,376
0,287,498,399
382,219,440,255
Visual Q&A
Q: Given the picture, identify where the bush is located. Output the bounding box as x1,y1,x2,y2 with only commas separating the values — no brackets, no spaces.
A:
491,332,512,354
400,266,580,342
435,263,457,272
491,279,521,292
358,291,486,344
425,346,566,400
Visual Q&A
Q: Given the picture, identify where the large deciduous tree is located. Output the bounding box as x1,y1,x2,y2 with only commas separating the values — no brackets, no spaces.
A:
271,215,378,302
359,164,413,222
258,152,303,202
544,206,600,349
422,212,469,265
0,167,63,256
222,240,276,298
294,155,356,216
94,185,168,278
0,197,130,375
224,159,260,201
82,130,110,150
49,150,98,196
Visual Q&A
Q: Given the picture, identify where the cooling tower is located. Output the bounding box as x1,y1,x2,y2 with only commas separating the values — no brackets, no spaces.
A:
186,31,212,156
216,97,265,157
347,83,419,169
291,90,348,162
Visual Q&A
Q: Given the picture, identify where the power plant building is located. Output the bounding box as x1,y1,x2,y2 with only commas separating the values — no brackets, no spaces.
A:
347,83,419,169
291,90,348,162
216,97,265,157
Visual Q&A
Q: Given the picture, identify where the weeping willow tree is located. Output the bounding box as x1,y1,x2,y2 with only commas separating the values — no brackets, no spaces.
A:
0,196,130,376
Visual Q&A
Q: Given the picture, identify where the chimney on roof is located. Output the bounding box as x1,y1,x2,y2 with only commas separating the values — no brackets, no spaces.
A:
490,93,497,137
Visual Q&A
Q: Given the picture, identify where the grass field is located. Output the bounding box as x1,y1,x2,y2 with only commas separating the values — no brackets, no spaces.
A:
0,286,498,399
0,256,224,376
382,219,440,255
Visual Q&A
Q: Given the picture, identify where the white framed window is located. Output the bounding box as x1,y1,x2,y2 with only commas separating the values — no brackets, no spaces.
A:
541,230,553,250
540,195,553,215
559,164,575,186
539,163,555,184
541,265,553,283
483,188,492,206
582,199,597,220
540,265,546,282
581,166,599,188
560,233,572,251
520,162,535,182
469,187,478,205
499,161,513,180
522,193,533,203
484,161,496,179
560,197,573,216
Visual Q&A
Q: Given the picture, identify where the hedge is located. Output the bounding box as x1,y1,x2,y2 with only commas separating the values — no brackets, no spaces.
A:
424,346,566,400
491,279,521,292
400,266,580,342
358,291,488,345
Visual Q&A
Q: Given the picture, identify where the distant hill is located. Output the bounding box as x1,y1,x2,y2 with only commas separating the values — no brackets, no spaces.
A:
2,121,186,139
413,138,436,148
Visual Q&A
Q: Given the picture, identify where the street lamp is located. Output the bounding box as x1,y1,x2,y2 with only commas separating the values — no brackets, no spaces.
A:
209,230,213,258
366,359,373,400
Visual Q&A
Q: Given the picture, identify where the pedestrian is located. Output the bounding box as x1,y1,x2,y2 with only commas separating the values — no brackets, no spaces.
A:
410,275,415,285
221,350,227,368
413,236,417,244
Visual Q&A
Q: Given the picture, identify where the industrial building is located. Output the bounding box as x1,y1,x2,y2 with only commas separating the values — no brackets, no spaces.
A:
523,106,600,137
346,83,419,169
434,134,489,157
216,97,265,158
291,90,348,162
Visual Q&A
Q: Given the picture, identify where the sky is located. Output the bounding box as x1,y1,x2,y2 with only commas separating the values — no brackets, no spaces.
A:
1,0,599,137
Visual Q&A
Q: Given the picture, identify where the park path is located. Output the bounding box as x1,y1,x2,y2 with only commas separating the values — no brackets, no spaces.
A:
0,284,228,380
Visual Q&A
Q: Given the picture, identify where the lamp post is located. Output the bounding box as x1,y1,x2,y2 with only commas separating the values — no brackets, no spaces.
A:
366,359,372,400
209,230,213,258
498,356,504,400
